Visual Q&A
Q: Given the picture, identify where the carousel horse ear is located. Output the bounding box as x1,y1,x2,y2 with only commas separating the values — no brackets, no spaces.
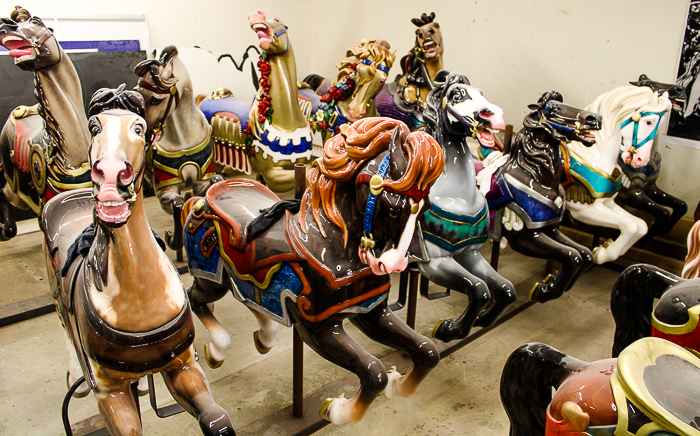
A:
527,103,540,111
389,127,408,178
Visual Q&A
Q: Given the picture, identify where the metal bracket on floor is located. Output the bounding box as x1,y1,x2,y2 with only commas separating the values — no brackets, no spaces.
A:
147,374,185,418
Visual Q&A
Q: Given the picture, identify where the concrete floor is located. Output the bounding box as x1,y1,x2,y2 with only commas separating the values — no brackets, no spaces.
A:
0,196,625,435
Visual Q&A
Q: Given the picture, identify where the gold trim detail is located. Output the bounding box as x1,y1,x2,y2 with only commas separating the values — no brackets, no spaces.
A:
214,221,282,289
652,304,700,335
153,135,210,158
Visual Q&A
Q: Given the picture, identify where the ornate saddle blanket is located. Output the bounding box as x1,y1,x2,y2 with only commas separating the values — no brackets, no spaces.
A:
566,149,622,199
375,83,423,131
200,95,253,129
485,172,565,229
185,179,390,325
420,203,489,251
152,135,215,191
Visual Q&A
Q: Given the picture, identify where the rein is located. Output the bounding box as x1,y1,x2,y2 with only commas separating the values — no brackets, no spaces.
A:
620,111,665,151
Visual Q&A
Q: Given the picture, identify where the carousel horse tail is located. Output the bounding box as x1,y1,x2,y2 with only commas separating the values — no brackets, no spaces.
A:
499,342,586,436
610,264,680,356
683,220,700,279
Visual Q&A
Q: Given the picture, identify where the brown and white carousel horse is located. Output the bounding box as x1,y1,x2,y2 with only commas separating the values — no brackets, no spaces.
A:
0,6,91,240
41,86,233,436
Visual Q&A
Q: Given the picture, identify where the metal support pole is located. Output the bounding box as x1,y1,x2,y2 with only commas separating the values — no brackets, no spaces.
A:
292,163,306,419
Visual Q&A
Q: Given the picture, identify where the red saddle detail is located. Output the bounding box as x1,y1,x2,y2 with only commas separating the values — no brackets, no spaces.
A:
13,118,33,172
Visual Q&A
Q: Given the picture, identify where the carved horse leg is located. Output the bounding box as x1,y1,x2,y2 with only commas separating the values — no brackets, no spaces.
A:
545,227,594,291
287,307,386,424
350,302,439,399
507,229,588,303
161,346,234,436
418,257,491,342
567,197,647,264
248,307,278,354
63,331,89,397
94,379,142,436
188,279,232,368
644,182,688,236
0,191,16,241
453,248,517,328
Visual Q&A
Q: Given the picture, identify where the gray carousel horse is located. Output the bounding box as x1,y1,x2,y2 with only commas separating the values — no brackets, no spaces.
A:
416,70,516,342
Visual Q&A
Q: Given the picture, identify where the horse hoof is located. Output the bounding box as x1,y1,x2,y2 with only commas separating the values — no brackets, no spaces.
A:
204,343,224,369
319,397,334,421
66,372,90,398
319,394,348,424
253,331,271,355
592,246,607,264
431,318,445,339
384,367,402,399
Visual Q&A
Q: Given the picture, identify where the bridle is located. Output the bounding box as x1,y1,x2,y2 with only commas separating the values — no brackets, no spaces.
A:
136,78,180,134
355,153,430,250
620,110,665,152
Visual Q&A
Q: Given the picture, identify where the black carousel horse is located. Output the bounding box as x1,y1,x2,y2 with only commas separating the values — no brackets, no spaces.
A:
184,117,444,424
479,91,601,303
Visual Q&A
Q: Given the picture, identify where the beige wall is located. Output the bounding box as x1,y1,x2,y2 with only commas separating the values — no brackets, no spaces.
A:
17,0,699,214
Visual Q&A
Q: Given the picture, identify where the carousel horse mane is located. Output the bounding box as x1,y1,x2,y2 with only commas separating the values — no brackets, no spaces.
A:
298,117,443,247
421,70,469,144
337,39,395,87
88,84,146,118
683,221,700,279
584,85,670,154
505,90,567,181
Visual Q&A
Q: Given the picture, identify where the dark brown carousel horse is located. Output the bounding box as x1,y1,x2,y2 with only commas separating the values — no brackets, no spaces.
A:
0,6,91,240
184,117,444,424
500,337,700,435
42,87,233,436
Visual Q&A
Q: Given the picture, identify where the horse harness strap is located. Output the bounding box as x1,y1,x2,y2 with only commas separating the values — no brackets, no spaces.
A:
137,78,180,128
620,111,665,151
360,58,389,73
266,28,290,56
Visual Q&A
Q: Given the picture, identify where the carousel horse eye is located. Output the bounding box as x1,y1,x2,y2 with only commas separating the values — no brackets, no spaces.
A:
134,124,144,136
646,120,653,126
150,98,163,106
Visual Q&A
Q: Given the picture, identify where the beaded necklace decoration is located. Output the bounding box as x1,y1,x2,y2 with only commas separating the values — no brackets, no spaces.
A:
309,63,358,135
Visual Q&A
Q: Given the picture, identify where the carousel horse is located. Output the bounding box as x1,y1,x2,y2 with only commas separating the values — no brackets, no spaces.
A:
684,218,700,279
614,75,688,239
133,45,223,248
414,70,516,342
500,336,700,436
564,85,672,264
134,46,222,218
375,12,444,130
198,10,314,192
477,91,600,303
0,6,91,240
305,38,395,142
184,117,443,425
41,87,234,436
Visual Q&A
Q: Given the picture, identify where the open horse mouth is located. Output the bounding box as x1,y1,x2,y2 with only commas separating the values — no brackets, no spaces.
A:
475,129,496,148
1,35,34,62
423,39,438,57
250,22,272,49
95,200,131,224
578,131,596,145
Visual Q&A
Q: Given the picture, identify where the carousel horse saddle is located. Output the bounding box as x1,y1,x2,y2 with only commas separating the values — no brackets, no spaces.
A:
187,179,300,285
375,82,423,129
8,107,43,174
41,189,95,308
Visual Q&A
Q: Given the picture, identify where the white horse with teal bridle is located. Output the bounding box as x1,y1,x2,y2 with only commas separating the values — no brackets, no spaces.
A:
564,85,671,264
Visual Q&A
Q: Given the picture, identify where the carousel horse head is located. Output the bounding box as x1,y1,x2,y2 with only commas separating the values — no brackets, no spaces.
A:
248,9,288,54
411,12,443,62
631,73,687,114
525,90,601,146
587,85,671,169
0,6,60,71
299,118,444,275
133,45,180,137
87,84,147,227
423,70,504,147
338,39,395,121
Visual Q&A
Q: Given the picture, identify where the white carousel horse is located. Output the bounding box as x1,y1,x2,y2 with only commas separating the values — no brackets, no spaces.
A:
564,85,671,264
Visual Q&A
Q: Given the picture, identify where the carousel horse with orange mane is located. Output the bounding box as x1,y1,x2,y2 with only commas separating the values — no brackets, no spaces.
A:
42,86,233,436
184,117,443,424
